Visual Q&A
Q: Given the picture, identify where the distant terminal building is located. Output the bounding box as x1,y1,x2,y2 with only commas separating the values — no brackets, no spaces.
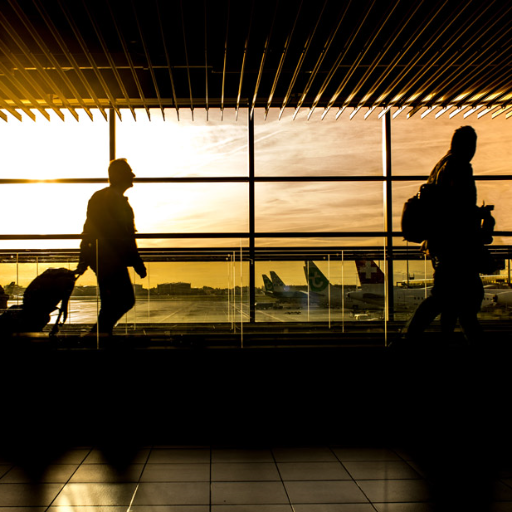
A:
157,282,192,295
134,284,145,296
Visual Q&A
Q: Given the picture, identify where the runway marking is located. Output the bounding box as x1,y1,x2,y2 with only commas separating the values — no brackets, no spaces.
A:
256,310,286,322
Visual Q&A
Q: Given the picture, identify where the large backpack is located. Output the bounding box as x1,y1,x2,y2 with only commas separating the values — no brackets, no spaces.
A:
401,183,439,244
0,268,77,337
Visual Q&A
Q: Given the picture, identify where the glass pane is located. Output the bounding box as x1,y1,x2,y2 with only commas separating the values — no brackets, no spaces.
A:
255,258,358,323
0,255,249,338
0,183,247,235
256,182,383,232
254,108,382,176
391,255,433,324
116,108,248,177
254,255,389,339
393,181,512,235
255,237,385,248
128,183,248,234
137,238,250,249
392,114,512,176
0,110,109,179
392,243,512,328
1,184,100,235
0,255,98,328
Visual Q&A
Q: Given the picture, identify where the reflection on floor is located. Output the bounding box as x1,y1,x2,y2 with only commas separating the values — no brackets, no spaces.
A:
1,342,511,510
0,443,511,510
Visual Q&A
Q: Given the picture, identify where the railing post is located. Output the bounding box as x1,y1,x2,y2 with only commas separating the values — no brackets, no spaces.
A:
383,110,394,320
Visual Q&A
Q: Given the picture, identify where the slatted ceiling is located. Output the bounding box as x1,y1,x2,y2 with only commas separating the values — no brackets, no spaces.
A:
0,0,512,121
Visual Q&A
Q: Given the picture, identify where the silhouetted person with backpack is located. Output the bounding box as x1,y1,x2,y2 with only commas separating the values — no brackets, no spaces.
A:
77,159,146,336
403,126,490,346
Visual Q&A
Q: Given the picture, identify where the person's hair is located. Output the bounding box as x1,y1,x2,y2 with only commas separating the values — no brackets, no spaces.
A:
108,158,133,185
450,126,477,155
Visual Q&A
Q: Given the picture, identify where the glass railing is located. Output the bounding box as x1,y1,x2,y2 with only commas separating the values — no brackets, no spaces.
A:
1,244,511,348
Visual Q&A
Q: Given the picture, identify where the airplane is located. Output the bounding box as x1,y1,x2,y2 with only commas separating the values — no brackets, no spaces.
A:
269,271,309,300
303,261,344,307
482,288,512,309
348,259,430,311
262,274,275,297
260,272,309,305
303,260,430,311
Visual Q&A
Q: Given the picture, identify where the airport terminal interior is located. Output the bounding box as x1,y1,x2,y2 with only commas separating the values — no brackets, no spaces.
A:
1,0,512,509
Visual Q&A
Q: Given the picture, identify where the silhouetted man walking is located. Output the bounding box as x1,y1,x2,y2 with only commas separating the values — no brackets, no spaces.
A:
404,126,485,345
77,158,146,335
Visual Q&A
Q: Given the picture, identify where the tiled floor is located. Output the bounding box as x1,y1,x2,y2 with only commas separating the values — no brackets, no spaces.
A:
0,444,511,511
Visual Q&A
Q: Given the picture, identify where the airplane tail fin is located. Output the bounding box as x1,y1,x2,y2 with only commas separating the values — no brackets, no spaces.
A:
262,274,274,293
270,271,286,291
355,260,385,286
304,261,329,293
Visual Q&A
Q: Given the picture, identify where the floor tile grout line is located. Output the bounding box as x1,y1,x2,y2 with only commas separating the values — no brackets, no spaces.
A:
43,445,96,512
209,445,212,512
328,445,380,512
126,443,154,512
271,445,298,512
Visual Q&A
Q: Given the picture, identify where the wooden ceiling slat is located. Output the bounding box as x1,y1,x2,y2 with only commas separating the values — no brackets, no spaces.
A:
0,37,65,120
156,0,179,120
106,0,150,120
31,0,106,121
0,0,511,119
236,0,255,119
346,0,425,112
403,1,511,109
8,0,90,120
180,0,195,119
278,0,328,119
220,0,230,119
0,78,37,120
322,0,400,118
204,0,209,119
131,0,164,119
298,0,354,119
0,9,77,120
383,2,476,111
81,0,136,120
250,1,279,117
265,0,302,117
57,0,119,120
303,0,354,120
0,94,22,120
369,0,450,110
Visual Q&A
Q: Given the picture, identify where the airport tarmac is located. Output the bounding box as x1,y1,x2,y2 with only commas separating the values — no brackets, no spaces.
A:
7,296,383,328
5,295,504,333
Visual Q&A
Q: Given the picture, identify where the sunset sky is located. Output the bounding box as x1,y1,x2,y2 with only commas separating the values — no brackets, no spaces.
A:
1,106,511,288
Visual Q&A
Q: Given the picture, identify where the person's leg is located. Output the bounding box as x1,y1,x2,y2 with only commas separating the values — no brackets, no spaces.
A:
439,308,459,345
96,267,135,334
403,295,442,341
458,274,484,345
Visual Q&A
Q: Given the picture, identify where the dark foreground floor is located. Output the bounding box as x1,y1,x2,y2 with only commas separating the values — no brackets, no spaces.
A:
1,337,511,511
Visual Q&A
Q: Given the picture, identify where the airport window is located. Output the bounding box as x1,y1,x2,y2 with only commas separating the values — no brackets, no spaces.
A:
1,107,512,342
391,114,512,177
255,181,384,234
0,110,109,180
115,108,249,178
0,184,99,240
254,108,382,177
127,183,249,235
